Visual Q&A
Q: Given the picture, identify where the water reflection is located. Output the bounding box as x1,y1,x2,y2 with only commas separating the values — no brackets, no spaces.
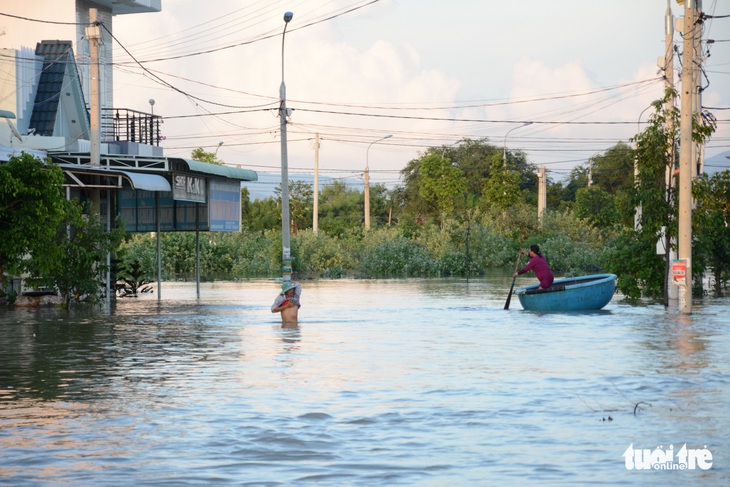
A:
633,310,710,376
0,280,728,486
665,314,708,373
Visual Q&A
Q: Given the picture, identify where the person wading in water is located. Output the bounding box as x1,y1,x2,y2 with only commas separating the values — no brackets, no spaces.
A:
271,281,301,324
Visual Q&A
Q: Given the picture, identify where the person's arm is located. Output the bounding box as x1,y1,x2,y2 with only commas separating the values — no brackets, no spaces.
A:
271,295,286,312
517,258,536,276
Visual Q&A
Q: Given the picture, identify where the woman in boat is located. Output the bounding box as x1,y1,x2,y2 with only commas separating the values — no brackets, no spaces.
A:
271,281,302,324
513,244,554,289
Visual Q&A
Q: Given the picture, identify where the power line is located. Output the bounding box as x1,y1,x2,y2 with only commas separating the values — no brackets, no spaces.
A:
114,0,383,64
292,108,651,125
0,12,81,25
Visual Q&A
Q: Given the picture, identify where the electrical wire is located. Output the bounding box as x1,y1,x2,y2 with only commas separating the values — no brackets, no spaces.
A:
113,0,382,64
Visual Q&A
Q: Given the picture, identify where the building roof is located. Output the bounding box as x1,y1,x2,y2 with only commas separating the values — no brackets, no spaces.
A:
87,0,162,15
171,158,258,182
56,163,172,191
30,41,90,138
48,153,258,182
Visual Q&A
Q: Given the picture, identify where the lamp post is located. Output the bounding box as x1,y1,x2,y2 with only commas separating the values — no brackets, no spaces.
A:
502,122,532,167
215,141,224,157
279,12,293,284
149,99,155,145
364,134,392,230
634,101,657,230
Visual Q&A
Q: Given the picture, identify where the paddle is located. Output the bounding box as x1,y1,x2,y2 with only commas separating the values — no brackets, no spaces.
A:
504,252,523,310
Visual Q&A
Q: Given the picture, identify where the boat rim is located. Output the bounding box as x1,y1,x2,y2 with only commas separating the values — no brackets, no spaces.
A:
515,273,617,295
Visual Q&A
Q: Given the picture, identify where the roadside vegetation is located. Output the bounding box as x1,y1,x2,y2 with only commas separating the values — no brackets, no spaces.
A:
2,90,727,306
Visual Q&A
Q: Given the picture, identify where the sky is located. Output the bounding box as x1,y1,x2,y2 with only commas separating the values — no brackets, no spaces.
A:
2,0,729,197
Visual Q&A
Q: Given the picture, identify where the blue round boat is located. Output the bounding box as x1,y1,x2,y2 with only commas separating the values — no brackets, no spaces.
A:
515,273,617,311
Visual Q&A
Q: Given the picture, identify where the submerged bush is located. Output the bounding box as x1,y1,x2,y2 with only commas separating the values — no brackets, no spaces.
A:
115,206,626,282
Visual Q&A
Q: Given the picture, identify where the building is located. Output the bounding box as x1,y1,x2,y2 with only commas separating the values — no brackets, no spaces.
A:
0,1,258,298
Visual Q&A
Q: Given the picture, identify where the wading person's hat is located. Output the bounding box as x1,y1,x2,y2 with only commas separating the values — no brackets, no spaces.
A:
281,281,298,294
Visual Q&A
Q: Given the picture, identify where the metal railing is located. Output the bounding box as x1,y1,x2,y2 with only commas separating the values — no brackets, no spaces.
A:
103,108,162,146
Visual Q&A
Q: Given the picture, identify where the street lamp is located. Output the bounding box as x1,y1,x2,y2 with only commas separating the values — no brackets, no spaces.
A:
634,101,658,230
502,122,532,167
279,11,293,284
364,134,392,230
148,99,156,145
215,141,224,156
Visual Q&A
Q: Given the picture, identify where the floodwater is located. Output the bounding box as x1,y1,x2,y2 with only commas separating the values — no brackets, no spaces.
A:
0,278,728,486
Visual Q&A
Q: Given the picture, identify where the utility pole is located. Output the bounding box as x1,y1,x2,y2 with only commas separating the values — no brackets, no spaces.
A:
537,166,546,228
664,0,678,303
279,12,293,285
677,0,697,314
87,9,101,168
86,9,109,303
692,0,704,178
313,132,319,235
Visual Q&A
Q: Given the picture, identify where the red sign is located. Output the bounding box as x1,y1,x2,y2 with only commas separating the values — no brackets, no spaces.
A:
672,260,687,286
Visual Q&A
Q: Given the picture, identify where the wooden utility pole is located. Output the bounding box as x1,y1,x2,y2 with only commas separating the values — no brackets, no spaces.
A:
677,0,697,314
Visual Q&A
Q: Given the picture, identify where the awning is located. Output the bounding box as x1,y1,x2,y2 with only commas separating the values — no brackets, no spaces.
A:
119,170,171,191
56,164,171,192
173,158,258,181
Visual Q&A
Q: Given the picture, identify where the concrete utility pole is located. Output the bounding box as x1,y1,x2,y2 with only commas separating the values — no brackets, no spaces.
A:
692,0,704,178
664,0,678,303
537,166,546,228
87,9,101,168
313,132,319,235
678,0,697,314
279,12,293,284
87,9,109,302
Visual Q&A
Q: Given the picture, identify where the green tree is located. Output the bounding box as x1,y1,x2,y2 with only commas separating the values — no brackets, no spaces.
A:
368,183,390,228
482,153,521,213
38,203,125,308
606,97,678,299
273,180,314,234
417,153,467,227
561,165,590,203
116,233,158,293
588,143,634,194
0,153,67,290
191,147,223,165
318,180,363,238
244,197,280,233
398,138,536,225
399,154,438,224
606,90,715,299
574,186,620,228
289,180,314,234
693,170,730,296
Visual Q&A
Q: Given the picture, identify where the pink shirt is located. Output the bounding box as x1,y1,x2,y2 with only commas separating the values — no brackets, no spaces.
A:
518,255,554,289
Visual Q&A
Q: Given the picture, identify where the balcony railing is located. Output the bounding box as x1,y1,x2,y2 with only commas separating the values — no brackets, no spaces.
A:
103,108,162,146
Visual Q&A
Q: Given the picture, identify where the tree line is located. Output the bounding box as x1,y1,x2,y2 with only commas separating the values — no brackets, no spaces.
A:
2,89,728,306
